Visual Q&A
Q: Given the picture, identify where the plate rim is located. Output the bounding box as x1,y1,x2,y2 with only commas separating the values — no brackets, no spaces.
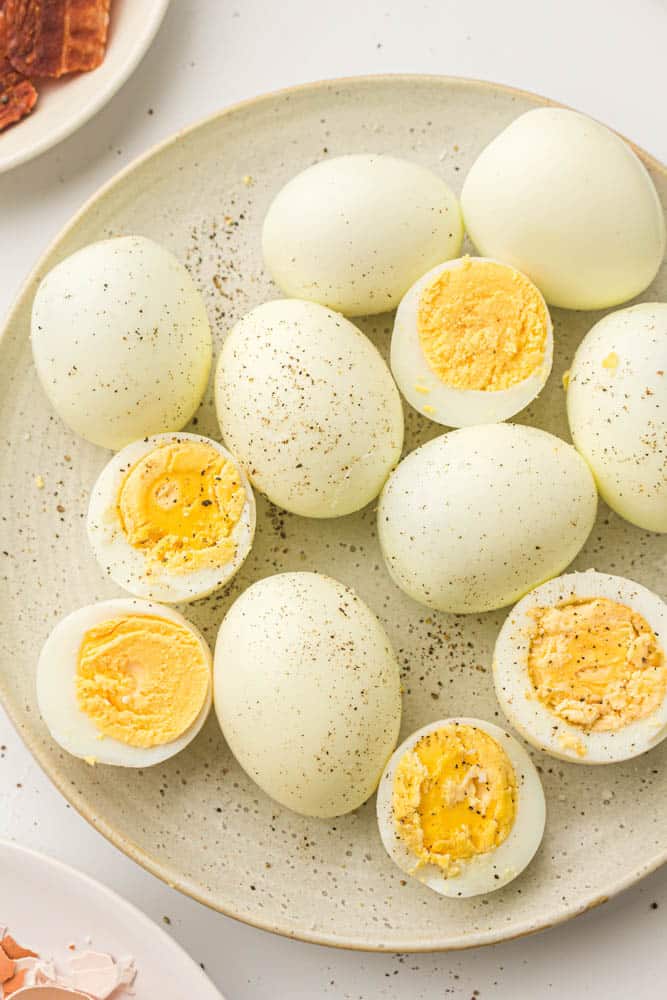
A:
1,73,665,953
0,0,172,174
0,838,225,997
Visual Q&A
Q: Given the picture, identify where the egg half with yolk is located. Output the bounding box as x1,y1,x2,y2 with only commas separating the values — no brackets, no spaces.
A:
87,432,256,603
391,257,553,427
376,718,545,897
493,570,667,763
36,599,212,767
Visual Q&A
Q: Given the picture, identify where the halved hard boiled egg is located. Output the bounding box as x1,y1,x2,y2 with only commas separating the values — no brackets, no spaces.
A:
391,257,553,427
493,571,667,763
376,718,545,897
37,599,213,767
87,433,256,603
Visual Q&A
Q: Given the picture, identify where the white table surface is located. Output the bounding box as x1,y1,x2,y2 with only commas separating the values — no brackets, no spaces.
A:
1,1,666,996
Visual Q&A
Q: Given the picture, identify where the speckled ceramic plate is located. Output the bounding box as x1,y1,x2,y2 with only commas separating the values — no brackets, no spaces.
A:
1,76,666,952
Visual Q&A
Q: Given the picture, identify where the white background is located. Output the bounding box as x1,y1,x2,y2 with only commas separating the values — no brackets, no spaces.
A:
1,1,666,996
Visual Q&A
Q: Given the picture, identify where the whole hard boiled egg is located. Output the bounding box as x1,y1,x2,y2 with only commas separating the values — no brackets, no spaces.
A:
37,599,212,767
493,571,667,763
31,236,212,450
87,432,256,603
461,108,665,310
391,256,553,426
215,299,404,518
376,718,545,897
262,154,463,316
566,303,667,533
377,423,597,614
214,572,402,818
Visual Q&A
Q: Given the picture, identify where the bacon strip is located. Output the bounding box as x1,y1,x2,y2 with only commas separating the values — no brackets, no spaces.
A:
0,2,38,132
5,0,111,78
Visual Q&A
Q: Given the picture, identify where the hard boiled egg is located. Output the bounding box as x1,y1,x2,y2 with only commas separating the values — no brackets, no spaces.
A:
493,571,667,763
391,257,553,426
214,572,401,817
31,236,212,450
376,718,545,897
215,299,404,518
37,599,212,767
377,423,597,614
262,154,463,316
461,108,665,310
87,433,256,603
566,303,667,533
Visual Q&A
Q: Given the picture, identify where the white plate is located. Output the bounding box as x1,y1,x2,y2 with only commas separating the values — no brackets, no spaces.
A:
0,840,224,999
0,0,170,174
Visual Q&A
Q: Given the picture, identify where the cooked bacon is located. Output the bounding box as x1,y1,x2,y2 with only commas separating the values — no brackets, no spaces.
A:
0,3,38,132
5,0,111,78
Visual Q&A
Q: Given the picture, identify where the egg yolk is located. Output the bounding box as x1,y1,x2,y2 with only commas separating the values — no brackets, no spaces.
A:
417,259,548,391
392,724,517,876
117,441,246,575
76,615,210,748
527,597,666,732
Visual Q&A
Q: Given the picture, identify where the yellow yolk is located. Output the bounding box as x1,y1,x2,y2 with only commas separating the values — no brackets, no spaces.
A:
602,351,619,371
527,597,666,732
391,724,517,876
117,441,246,575
417,259,548,391
76,615,210,748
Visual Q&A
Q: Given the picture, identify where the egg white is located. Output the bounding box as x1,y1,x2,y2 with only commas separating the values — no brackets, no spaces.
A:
215,299,404,518
567,303,667,534
376,717,546,897
262,154,463,316
214,571,402,818
493,570,667,764
377,424,598,614
36,599,213,768
31,236,213,451
461,108,665,310
390,257,553,428
86,432,256,603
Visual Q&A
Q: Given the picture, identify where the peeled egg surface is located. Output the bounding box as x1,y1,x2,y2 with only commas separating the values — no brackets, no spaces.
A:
214,572,402,818
262,154,463,316
566,303,667,533
494,571,667,763
31,236,212,450
376,718,545,897
377,423,598,614
461,108,665,310
215,299,404,518
37,599,213,767
87,432,256,603
391,257,553,427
